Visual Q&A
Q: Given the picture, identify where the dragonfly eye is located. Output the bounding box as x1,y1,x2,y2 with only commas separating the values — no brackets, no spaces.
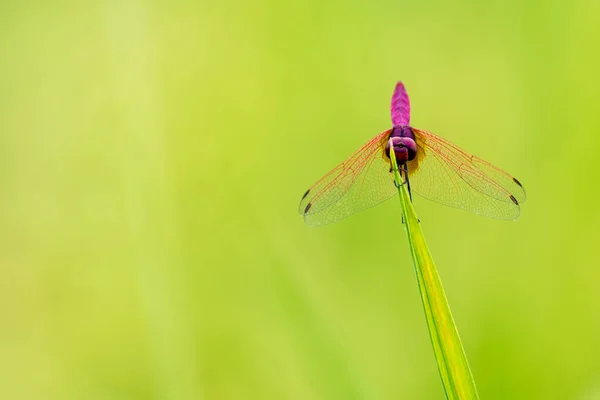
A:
390,125,416,140
386,136,417,163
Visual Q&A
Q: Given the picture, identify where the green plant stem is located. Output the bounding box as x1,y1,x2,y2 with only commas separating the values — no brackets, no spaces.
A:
389,143,479,400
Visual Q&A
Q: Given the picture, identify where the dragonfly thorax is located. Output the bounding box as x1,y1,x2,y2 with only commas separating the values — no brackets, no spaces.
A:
387,125,417,163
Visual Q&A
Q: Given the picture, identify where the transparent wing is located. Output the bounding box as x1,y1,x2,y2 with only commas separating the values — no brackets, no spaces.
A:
408,128,526,220
299,129,397,226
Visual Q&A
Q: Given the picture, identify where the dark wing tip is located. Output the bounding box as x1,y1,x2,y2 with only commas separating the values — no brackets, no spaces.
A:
509,194,519,205
512,177,523,187
301,189,310,200
304,202,312,214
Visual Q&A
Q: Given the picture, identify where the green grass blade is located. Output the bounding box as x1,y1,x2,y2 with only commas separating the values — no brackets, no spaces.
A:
389,144,479,400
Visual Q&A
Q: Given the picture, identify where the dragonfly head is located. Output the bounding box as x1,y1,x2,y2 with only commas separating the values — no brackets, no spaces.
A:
387,127,417,163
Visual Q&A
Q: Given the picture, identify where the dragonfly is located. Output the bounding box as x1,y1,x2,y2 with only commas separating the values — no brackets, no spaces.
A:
299,81,526,227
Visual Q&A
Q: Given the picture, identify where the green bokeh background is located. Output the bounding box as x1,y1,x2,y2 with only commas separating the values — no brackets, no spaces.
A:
1,1,599,399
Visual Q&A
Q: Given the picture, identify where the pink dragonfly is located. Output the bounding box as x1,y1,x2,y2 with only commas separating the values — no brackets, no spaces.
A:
299,82,526,226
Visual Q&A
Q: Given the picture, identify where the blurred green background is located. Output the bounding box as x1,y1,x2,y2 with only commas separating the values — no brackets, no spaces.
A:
1,0,599,399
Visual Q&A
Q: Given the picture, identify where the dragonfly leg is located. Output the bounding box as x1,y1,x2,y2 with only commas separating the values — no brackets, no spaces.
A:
403,163,413,202
393,171,404,188
394,163,409,188
403,163,420,223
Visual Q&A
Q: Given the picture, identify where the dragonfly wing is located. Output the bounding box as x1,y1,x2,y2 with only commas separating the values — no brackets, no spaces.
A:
391,81,411,126
407,128,525,220
468,155,527,203
299,129,397,226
